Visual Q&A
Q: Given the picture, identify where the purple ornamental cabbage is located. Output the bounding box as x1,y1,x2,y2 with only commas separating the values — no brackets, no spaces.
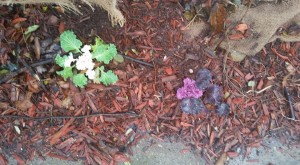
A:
216,103,230,116
181,98,207,114
195,68,212,90
203,85,223,106
176,78,203,100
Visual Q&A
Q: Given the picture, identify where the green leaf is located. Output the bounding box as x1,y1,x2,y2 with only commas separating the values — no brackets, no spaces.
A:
60,30,82,52
113,54,124,63
92,44,117,64
99,66,118,86
247,80,256,87
55,54,68,67
72,73,88,88
24,25,39,35
56,67,73,81
0,69,9,76
91,37,105,52
93,67,101,84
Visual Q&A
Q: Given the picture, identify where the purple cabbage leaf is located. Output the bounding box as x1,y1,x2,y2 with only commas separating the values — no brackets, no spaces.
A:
176,78,203,100
180,98,207,114
203,85,223,106
216,103,230,116
195,68,212,90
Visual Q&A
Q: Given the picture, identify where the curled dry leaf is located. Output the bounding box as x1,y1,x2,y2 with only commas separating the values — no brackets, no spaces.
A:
61,96,72,108
27,74,41,93
285,62,296,75
15,92,33,112
58,21,65,34
228,33,244,40
11,17,27,25
209,3,227,33
236,23,248,33
34,37,41,60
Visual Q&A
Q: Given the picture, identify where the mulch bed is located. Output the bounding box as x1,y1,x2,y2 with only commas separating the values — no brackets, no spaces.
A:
1,1,300,165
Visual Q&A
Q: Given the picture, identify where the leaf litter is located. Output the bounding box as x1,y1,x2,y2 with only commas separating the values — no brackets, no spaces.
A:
0,1,300,165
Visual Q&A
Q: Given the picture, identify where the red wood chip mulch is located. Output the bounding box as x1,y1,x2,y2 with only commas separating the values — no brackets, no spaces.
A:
0,1,300,165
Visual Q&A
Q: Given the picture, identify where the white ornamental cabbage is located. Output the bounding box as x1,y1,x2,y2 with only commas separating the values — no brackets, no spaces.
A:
76,45,94,70
64,53,75,67
86,69,96,80
81,45,91,54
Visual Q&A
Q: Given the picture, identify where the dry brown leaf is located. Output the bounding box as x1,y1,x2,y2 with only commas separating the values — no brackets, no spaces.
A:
72,93,82,107
61,96,72,108
236,23,248,33
215,153,227,165
26,74,41,93
34,37,41,60
161,75,177,82
285,62,296,75
209,3,227,33
58,21,65,34
15,92,33,112
228,33,244,40
11,17,27,25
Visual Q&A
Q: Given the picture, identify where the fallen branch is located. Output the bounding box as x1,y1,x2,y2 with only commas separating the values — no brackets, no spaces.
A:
1,111,140,120
121,54,154,67
0,58,53,84
0,53,154,84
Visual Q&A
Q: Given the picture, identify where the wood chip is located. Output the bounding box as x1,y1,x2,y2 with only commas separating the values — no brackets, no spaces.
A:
161,75,177,82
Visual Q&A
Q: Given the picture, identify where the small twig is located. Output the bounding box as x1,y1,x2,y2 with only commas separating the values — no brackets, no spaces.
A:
181,7,203,30
18,57,47,91
280,107,300,122
246,85,272,94
284,86,295,120
1,111,140,120
121,54,154,67
0,58,53,84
